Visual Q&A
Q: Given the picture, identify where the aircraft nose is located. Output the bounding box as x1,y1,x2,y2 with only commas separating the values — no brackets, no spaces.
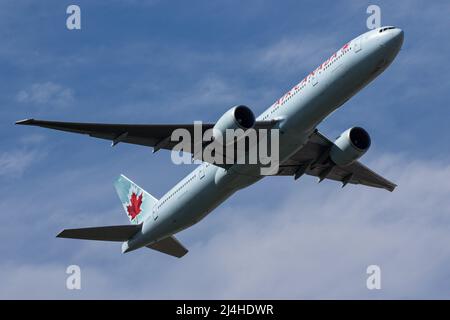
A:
379,27,404,52
391,28,404,47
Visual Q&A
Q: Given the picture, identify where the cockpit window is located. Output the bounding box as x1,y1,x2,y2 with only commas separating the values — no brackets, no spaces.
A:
379,26,396,33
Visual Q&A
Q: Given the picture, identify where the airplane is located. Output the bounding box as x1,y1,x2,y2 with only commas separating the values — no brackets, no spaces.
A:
16,26,403,258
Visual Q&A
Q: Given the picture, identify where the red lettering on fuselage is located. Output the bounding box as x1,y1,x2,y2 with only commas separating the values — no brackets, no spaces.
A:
271,41,350,109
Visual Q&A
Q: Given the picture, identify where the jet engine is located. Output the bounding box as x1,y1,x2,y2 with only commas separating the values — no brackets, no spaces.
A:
329,127,371,166
213,105,255,142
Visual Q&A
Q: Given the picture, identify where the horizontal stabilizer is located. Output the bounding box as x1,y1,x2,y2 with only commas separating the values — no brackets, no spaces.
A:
57,224,141,242
146,236,188,258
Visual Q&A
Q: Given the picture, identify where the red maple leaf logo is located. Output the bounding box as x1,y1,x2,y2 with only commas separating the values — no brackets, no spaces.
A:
126,192,143,220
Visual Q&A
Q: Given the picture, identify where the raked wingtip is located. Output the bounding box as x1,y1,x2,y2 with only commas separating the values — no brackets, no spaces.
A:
15,118,35,125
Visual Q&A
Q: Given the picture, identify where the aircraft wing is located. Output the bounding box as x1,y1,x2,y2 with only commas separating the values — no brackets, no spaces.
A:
276,130,397,192
16,118,215,151
16,119,395,191
15,118,276,153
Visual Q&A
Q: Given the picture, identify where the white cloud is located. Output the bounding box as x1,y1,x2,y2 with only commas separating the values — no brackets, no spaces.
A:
1,0,450,299
254,35,338,75
18,134,46,145
1,154,450,299
120,155,446,299
16,82,74,108
0,148,43,178
0,262,124,299
174,76,246,114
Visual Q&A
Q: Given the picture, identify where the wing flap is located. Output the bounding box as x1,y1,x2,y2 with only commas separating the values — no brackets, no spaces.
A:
146,236,188,258
57,224,141,242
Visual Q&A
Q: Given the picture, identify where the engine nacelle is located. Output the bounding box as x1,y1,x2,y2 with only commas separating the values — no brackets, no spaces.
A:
213,105,255,142
329,127,371,166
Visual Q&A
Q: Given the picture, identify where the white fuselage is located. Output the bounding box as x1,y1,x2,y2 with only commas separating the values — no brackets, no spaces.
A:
126,27,404,251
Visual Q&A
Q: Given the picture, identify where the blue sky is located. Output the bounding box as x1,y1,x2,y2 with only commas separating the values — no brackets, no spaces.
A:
1,0,450,298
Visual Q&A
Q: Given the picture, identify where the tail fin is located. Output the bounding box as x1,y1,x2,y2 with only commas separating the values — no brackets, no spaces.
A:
114,174,158,225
